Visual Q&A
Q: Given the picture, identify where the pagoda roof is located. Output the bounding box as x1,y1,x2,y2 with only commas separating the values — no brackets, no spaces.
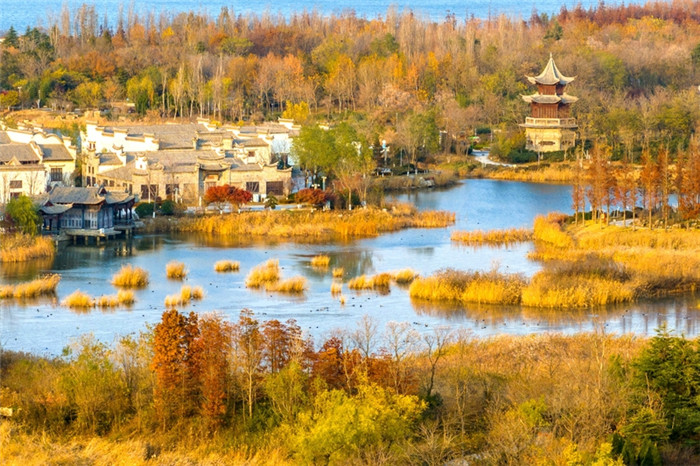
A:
521,93,578,104
526,54,575,86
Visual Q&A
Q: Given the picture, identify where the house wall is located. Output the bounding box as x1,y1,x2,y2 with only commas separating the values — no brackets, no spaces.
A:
525,127,576,153
0,167,47,203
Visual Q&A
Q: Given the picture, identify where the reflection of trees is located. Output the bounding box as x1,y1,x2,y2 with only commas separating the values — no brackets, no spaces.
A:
329,250,374,278
0,257,54,280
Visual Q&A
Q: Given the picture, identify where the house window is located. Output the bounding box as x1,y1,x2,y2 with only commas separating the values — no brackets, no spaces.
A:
51,168,63,182
266,181,284,196
10,192,20,199
204,181,217,192
165,184,180,198
246,182,260,193
140,184,157,201
9,180,22,189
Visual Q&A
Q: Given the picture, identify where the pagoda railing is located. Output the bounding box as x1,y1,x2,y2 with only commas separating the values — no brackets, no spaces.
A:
525,117,577,127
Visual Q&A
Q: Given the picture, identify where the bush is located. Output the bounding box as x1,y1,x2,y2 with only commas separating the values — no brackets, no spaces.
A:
160,200,176,216
135,202,154,218
296,188,328,206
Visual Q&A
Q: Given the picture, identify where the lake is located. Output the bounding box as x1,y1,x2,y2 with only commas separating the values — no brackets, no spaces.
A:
1,179,699,355
2,0,627,32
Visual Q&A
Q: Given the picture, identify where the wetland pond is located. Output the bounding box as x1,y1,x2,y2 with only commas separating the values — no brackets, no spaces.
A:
1,179,698,355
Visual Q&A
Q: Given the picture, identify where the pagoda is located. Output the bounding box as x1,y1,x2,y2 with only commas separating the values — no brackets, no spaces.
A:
520,54,578,152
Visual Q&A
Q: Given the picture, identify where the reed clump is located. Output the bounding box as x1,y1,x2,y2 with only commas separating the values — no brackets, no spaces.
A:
95,294,119,308
332,267,344,278
166,261,187,279
409,268,524,305
112,265,149,288
0,274,61,300
472,163,577,183
0,234,55,263
331,282,343,295
348,273,392,291
310,255,331,267
265,276,308,293
392,269,418,284
245,260,280,288
451,228,532,246
155,207,455,241
63,290,94,309
164,285,204,308
214,260,240,272
117,290,135,305
533,214,573,250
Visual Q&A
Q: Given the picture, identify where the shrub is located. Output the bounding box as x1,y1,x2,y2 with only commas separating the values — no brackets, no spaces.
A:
112,265,149,288
134,202,154,218
296,188,328,205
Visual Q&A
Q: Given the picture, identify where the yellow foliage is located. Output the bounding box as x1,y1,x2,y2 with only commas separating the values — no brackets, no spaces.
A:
332,267,344,278
392,268,418,284
348,273,392,291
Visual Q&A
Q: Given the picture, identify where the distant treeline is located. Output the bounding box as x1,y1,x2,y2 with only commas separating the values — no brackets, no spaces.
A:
2,1,700,156
2,310,700,464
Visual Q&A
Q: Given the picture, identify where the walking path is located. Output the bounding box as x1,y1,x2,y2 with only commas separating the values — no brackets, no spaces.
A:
472,149,516,167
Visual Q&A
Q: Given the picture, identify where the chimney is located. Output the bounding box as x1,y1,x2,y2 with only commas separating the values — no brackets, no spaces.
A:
192,136,199,150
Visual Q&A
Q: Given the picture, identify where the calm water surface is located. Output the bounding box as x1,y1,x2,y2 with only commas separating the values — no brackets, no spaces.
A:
1,179,698,355
2,0,628,32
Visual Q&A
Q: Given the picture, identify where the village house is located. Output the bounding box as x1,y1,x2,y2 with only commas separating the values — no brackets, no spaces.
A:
0,125,77,203
38,186,135,241
82,118,298,204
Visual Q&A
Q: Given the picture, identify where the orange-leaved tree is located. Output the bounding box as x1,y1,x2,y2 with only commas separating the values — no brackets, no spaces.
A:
151,309,200,427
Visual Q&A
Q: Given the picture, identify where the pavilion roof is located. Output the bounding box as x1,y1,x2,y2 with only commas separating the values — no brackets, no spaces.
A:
526,54,575,86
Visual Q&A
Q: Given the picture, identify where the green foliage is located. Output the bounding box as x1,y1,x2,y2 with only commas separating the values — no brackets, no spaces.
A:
632,327,700,441
5,195,40,236
290,383,425,464
160,199,176,216
134,202,154,218
264,362,309,423
220,36,253,55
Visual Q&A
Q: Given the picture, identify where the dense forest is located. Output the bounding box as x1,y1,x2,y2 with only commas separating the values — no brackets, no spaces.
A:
2,309,700,464
2,1,700,157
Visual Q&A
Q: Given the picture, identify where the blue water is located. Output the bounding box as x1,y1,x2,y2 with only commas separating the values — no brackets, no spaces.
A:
1,0,627,32
2,179,699,356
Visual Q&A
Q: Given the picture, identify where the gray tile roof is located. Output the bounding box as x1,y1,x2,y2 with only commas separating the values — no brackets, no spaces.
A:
526,54,575,86
40,144,74,161
0,144,40,163
103,123,208,149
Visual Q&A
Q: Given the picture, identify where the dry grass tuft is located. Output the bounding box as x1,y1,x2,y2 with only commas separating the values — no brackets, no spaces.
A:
310,254,331,267
63,290,94,309
112,265,149,288
166,285,205,307
117,290,135,305
1,274,61,300
331,282,343,295
392,268,418,284
332,267,344,278
0,234,55,263
8,274,61,299
191,286,204,300
348,273,392,291
214,260,240,272
451,228,532,246
246,259,281,288
265,276,307,293
166,261,187,279
339,294,346,305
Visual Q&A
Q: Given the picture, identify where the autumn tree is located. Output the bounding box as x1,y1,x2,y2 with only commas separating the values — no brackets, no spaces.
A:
203,184,252,213
191,313,231,430
639,148,659,228
151,309,200,427
231,309,263,418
